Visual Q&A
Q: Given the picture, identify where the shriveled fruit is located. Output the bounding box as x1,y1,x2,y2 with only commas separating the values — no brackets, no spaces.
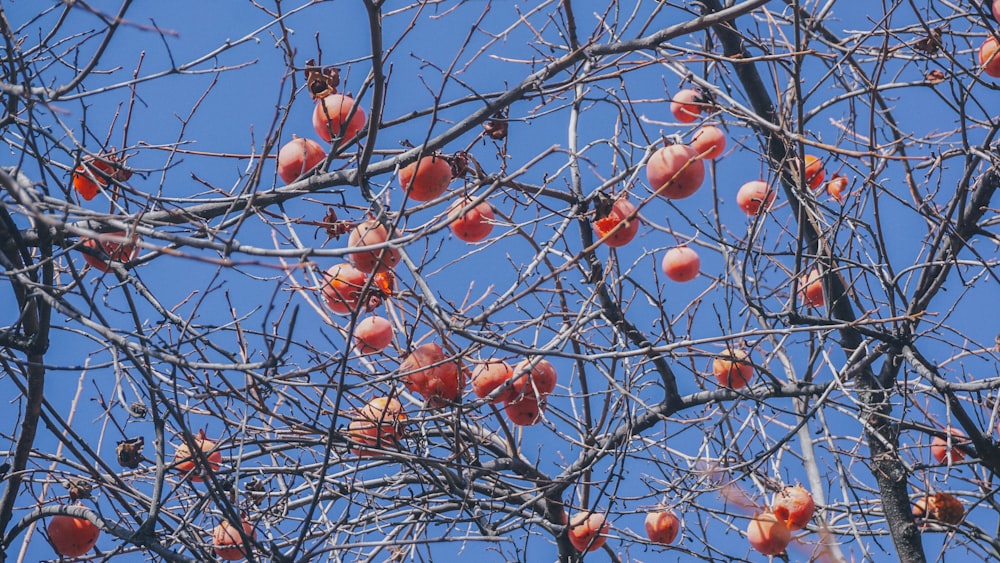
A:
712,349,753,389
980,36,1000,78
312,94,366,146
736,180,775,215
670,88,703,123
353,316,393,354
644,510,680,545
447,197,495,242
322,262,368,314
277,136,326,183
772,486,815,531
504,395,544,426
81,231,140,273
47,509,100,557
661,246,700,283
646,144,705,199
471,360,515,404
511,358,557,397
690,125,726,159
349,396,406,455
800,268,824,308
399,343,464,407
213,517,256,561
746,512,790,556
592,198,640,248
400,155,452,201
173,429,222,483
568,511,609,552
347,219,400,273
930,427,968,464
913,492,964,525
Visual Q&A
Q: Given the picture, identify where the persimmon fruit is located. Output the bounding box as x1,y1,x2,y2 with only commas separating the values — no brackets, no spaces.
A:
447,197,496,242
670,88,703,123
644,510,680,545
353,316,393,354
772,486,815,531
736,180,775,215
81,231,140,273
712,349,754,389
913,492,964,525
47,510,100,557
471,360,515,404
661,246,700,282
592,197,640,247
980,36,1000,78
399,343,464,407
802,155,825,190
173,429,222,483
746,512,791,556
930,427,968,464
504,395,544,426
511,358,557,397
322,262,368,315
349,396,406,455
800,268,824,308
213,517,256,561
568,511,609,552
826,173,848,201
690,125,726,159
347,219,400,274
646,144,705,200
312,93,366,146
400,155,452,201
277,136,326,184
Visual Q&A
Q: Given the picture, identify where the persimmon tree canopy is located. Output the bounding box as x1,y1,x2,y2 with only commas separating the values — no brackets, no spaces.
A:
0,2,998,562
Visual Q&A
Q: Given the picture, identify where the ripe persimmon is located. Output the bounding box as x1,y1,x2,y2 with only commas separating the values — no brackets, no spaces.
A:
746,512,790,556
802,155,825,190
712,349,754,389
349,396,406,455
81,231,140,273
471,360,515,404
826,173,848,201
930,427,968,464
353,316,393,354
510,358,557,397
646,144,705,199
592,197,640,247
690,125,726,159
47,509,100,557
504,395,544,426
173,429,222,483
312,93,366,147
772,486,815,530
568,511,609,552
736,180,775,215
400,155,452,201
800,268,824,308
644,510,680,545
322,262,368,315
213,517,256,561
670,88,703,123
980,36,1000,78
399,343,464,407
913,492,964,525
661,246,700,282
447,197,495,242
277,136,326,183
347,219,400,274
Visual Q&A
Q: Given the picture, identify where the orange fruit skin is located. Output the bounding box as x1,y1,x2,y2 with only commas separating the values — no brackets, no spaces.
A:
670,89,703,123
746,512,791,556
312,94,366,146
644,510,680,545
803,155,825,190
772,486,815,530
277,137,326,183
510,359,557,397
504,395,544,426
471,360,515,404
48,512,100,557
661,246,700,282
400,155,452,201
81,231,139,273
448,197,496,242
353,316,393,354
592,198,640,248
172,430,222,483
322,263,368,315
567,512,609,552
690,125,726,159
930,427,967,464
349,396,406,456
913,492,964,525
646,144,705,200
347,220,400,274
800,268,824,308
980,37,1000,78
736,180,775,215
712,349,753,389
213,518,256,561
399,343,464,407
